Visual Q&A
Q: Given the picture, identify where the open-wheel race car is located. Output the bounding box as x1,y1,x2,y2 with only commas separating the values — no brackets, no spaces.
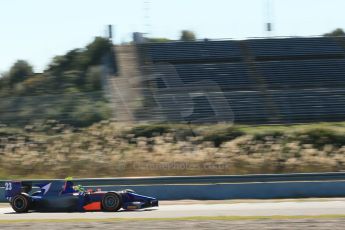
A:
4,179,158,213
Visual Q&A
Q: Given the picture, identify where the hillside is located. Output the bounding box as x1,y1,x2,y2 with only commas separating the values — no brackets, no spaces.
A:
1,121,345,179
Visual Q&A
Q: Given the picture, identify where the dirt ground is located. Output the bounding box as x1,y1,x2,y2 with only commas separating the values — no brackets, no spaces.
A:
0,203,9,208
1,219,345,230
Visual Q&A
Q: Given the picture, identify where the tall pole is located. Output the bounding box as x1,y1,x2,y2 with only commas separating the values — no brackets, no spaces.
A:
144,0,151,36
264,0,274,37
108,24,113,43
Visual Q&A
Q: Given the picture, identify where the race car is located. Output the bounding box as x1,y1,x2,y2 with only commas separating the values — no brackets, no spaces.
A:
4,179,158,213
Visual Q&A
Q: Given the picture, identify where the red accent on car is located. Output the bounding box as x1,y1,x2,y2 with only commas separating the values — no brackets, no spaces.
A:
83,202,101,211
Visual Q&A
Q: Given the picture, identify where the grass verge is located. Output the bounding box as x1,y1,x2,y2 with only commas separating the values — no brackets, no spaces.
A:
1,215,345,224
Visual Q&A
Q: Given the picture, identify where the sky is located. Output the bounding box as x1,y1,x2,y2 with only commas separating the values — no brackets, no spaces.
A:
1,0,345,73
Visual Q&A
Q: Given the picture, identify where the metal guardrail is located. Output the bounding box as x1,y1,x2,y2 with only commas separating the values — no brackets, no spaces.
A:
2,172,345,187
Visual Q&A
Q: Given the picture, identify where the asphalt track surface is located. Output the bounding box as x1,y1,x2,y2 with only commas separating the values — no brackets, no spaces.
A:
1,198,345,221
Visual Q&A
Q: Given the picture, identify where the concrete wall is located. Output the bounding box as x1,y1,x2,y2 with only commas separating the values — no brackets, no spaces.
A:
2,180,345,202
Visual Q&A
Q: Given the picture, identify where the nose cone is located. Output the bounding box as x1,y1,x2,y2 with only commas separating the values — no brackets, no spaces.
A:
151,199,159,207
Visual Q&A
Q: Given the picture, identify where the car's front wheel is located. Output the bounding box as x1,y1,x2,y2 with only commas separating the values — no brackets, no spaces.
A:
10,194,30,213
101,192,122,212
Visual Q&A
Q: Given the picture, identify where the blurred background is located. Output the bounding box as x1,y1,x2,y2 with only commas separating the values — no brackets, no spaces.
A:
1,0,345,179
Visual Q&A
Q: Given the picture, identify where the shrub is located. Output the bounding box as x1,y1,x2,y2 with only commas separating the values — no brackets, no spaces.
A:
130,124,172,138
295,128,345,149
253,130,285,141
203,127,244,147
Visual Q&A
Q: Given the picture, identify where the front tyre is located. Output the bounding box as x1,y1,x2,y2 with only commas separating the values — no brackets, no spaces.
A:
101,192,122,212
10,194,30,213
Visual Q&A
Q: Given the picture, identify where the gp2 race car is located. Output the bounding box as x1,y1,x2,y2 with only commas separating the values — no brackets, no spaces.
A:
4,180,158,213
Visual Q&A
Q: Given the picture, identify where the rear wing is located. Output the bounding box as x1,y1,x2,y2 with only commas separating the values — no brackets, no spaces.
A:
4,181,32,201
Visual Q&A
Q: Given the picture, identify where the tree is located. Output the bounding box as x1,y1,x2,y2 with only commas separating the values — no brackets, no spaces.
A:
85,66,102,91
0,37,113,127
180,30,196,41
8,60,33,86
84,37,113,67
47,37,112,74
324,28,345,37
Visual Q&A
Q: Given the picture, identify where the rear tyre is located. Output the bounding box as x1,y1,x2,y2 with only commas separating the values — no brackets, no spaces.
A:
101,193,122,212
10,194,30,213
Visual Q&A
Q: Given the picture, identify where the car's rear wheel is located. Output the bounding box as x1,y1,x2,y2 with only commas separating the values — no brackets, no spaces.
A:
101,193,122,212
10,194,30,213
